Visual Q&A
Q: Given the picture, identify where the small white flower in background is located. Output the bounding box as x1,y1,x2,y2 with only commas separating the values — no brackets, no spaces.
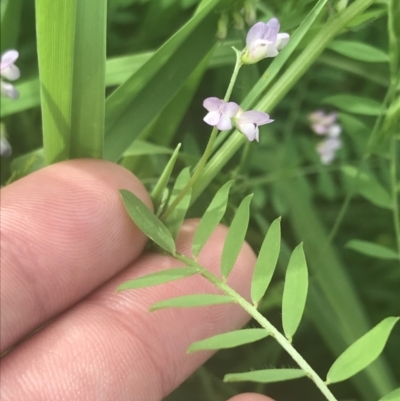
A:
316,137,341,165
234,110,274,142
309,110,341,137
203,97,240,131
0,123,12,157
309,110,342,164
1,50,20,99
241,18,290,64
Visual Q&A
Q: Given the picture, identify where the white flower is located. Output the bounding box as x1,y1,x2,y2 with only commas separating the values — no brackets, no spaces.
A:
1,50,20,99
0,123,12,157
241,18,290,64
203,97,240,131
316,137,341,165
309,110,341,137
234,110,274,142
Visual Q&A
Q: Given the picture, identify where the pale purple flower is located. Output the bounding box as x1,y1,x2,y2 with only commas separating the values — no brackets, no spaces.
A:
0,123,12,157
241,18,290,64
203,97,240,131
309,110,341,137
234,110,274,142
316,138,341,165
1,50,20,99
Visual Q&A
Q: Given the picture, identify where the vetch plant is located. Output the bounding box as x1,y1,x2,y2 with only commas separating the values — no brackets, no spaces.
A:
3,0,400,399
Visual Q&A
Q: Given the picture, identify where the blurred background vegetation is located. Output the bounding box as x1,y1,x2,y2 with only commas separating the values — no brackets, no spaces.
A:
1,0,399,400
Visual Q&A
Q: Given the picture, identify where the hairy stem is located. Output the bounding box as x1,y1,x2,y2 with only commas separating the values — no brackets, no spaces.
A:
175,252,338,401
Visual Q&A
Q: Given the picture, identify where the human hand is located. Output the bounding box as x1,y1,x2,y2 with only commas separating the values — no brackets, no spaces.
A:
0,160,275,401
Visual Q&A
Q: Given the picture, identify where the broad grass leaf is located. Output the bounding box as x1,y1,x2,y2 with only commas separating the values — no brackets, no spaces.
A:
221,194,253,279
150,294,233,311
328,40,389,63
103,0,221,162
123,140,172,157
117,267,197,291
323,94,383,116
327,317,400,384
346,240,399,260
379,388,400,401
36,0,106,163
192,181,233,257
224,369,307,383
342,165,392,209
120,189,175,254
165,167,192,239
282,243,308,341
151,143,181,215
251,217,281,305
188,328,268,352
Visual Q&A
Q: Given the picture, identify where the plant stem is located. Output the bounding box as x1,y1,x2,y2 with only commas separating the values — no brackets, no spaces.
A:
390,135,400,263
175,252,338,401
160,51,243,221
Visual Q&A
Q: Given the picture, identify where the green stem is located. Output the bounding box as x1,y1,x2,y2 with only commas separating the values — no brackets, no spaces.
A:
175,252,338,401
160,50,243,221
390,135,400,263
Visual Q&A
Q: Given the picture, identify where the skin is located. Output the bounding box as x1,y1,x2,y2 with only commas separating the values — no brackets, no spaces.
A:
0,159,275,401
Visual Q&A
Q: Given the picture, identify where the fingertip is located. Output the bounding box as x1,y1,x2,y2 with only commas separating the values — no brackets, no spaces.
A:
228,393,276,401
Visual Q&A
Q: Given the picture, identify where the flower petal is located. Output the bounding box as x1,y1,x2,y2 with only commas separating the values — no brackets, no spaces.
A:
203,97,223,112
217,113,232,131
239,110,272,125
264,18,280,43
265,45,279,58
0,136,12,157
246,22,266,47
0,50,19,71
1,81,19,99
203,111,220,127
224,102,240,118
275,33,290,50
328,124,342,137
1,64,20,80
238,122,257,141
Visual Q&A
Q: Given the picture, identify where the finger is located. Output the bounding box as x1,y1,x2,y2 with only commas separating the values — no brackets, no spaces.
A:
0,159,151,352
227,394,276,401
1,220,257,401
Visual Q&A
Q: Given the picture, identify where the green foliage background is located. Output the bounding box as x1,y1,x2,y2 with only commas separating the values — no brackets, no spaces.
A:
1,0,399,400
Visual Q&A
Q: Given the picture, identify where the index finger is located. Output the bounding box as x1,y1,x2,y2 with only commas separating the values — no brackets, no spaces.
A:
0,159,151,352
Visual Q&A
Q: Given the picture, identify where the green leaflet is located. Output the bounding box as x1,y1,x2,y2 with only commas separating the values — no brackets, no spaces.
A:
151,143,182,215
282,243,308,341
120,189,175,254
251,216,281,305
327,317,400,384
221,194,253,279
150,294,233,311
165,168,192,240
36,0,106,163
378,388,400,401
122,140,173,157
328,40,389,63
341,165,392,209
117,267,198,291
192,181,233,257
188,328,268,352
346,240,399,261
224,369,307,383
323,94,384,116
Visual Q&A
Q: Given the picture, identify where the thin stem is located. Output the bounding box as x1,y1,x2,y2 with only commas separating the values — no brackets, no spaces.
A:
175,252,338,401
160,51,243,221
390,135,400,263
